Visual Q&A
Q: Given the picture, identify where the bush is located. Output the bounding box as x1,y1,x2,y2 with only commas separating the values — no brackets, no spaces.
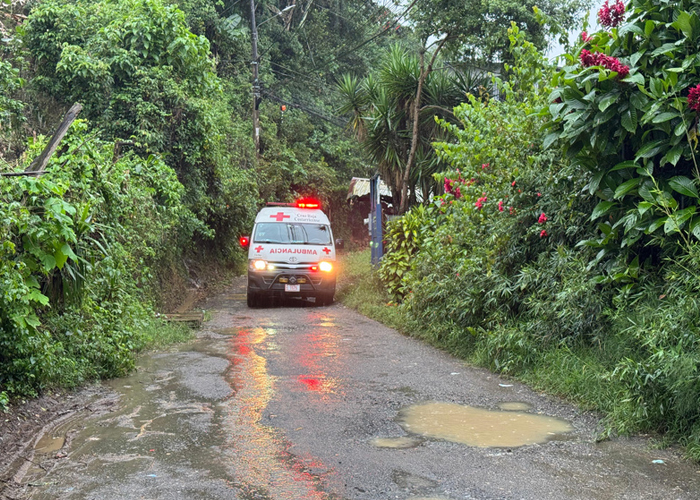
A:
0,121,189,397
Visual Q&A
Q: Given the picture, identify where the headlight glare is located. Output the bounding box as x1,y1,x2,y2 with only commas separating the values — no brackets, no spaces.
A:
319,261,333,272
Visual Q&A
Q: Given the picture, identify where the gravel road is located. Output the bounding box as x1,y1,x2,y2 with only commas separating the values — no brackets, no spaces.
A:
13,277,700,500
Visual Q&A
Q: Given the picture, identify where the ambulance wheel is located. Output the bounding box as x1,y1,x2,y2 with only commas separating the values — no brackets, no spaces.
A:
247,290,259,308
317,292,333,306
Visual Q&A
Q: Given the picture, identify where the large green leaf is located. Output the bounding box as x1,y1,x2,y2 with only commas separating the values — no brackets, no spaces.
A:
614,178,642,199
668,176,699,198
592,200,615,219
635,139,667,159
621,107,637,133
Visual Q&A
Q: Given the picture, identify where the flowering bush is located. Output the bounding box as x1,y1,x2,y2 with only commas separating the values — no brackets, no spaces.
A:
689,84,700,113
598,0,625,28
546,0,700,256
579,50,629,78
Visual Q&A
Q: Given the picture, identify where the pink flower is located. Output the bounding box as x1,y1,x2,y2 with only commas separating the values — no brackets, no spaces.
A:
498,200,504,212
511,180,516,187
537,192,542,197
689,84,700,112
581,31,593,43
540,230,548,238
580,49,629,79
598,0,625,28
481,163,490,170
475,201,482,209
509,207,515,215
538,213,547,223
455,187,462,199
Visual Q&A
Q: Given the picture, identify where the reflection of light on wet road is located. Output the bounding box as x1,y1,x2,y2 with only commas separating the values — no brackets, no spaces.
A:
222,327,330,498
293,314,343,399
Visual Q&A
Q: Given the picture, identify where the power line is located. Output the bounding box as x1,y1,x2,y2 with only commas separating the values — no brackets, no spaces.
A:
261,89,346,128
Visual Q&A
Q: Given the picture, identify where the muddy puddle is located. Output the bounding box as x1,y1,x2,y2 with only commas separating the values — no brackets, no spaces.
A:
398,401,572,448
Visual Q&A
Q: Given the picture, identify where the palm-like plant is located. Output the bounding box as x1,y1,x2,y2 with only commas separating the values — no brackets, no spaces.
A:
338,44,488,211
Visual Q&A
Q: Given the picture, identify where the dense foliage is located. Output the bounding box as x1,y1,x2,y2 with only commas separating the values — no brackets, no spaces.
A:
1,122,189,399
377,15,700,459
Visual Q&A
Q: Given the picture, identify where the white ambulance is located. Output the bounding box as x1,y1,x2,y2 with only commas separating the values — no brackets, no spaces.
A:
240,199,338,307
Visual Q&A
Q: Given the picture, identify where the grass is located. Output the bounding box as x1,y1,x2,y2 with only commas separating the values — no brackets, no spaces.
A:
336,250,635,440
337,250,410,332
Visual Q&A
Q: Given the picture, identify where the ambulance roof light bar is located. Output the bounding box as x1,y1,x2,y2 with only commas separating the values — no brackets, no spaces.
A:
264,198,321,209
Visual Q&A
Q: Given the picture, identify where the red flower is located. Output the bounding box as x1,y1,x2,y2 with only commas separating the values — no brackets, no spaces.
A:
537,192,542,197
538,213,547,223
498,200,504,212
581,31,593,43
455,187,462,199
598,0,625,28
689,84,700,113
580,49,629,79
481,163,490,170
509,207,515,215
511,180,516,187
540,230,548,238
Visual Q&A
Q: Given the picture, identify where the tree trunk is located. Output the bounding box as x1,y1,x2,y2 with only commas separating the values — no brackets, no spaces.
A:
399,36,449,214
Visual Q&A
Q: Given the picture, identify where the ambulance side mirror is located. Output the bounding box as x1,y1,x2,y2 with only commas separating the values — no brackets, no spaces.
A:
239,236,250,249
335,238,344,250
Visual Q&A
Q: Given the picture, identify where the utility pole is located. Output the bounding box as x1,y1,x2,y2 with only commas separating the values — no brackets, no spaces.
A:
250,0,260,157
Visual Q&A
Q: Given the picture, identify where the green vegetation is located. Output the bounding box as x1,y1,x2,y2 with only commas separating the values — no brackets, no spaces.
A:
347,0,700,460
0,0,396,402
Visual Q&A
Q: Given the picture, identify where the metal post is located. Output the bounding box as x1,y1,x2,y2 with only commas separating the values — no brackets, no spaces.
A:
250,0,260,156
370,174,383,267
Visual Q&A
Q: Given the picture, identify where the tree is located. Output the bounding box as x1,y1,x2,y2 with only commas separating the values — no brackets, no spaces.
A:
338,45,486,209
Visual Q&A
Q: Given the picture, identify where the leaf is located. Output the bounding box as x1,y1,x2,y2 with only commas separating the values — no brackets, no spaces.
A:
41,253,57,272
647,217,668,233
588,170,606,194
668,176,699,198
623,73,645,85
610,160,638,172
673,11,694,39
635,139,667,159
54,247,68,270
542,132,559,149
652,112,678,124
621,107,637,133
638,201,653,215
25,315,41,328
614,177,642,199
598,92,619,112
661,145,683,166
592,200,615,220
25,289,50,306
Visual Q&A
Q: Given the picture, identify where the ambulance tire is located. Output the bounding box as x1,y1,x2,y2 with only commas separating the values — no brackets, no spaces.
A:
317,292,334,306
247,290,260,308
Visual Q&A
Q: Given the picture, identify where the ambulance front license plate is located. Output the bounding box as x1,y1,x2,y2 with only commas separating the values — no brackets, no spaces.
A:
285,284,300,292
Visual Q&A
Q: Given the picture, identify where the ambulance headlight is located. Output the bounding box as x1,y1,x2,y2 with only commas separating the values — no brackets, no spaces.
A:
251,259,267,271
319,261,333,272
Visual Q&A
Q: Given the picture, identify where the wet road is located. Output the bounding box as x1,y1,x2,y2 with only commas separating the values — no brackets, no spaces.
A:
21,278,700,499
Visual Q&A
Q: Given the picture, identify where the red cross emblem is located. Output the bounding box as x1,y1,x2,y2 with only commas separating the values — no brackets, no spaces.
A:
322,247,331,255
255,245,264,252
270,212,290,222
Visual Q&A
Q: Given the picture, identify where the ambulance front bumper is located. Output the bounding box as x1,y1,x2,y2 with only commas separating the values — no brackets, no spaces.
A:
247,262,336,296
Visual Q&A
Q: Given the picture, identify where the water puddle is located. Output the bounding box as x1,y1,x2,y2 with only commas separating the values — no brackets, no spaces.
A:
370,436,422,449
34,434,65,454
498,402,532,411
398,401,572,448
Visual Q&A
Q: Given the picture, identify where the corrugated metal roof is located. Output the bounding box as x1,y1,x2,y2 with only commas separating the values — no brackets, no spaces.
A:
347,177,393,200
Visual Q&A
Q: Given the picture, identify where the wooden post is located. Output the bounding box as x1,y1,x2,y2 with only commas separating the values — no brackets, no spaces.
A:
25,102,83,173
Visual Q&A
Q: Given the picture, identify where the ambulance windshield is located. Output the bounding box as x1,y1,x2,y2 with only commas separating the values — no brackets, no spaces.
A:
253,223,331,245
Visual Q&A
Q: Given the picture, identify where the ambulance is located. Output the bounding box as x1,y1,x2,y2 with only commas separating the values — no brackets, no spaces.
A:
240,199,338,307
